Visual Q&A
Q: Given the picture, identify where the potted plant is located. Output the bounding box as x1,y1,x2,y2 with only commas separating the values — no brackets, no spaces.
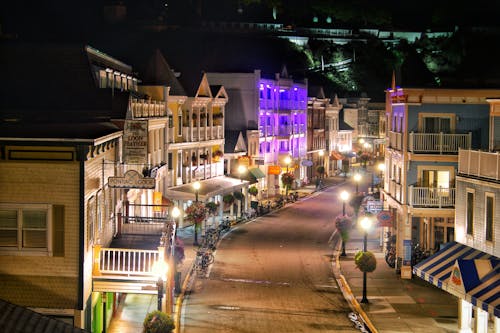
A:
143,310,175,333
223,193,235,206
233,191,244,201
205,201,219,215
316,166,325,178
355,251,377,273
248,186,258,197
185,201,207,245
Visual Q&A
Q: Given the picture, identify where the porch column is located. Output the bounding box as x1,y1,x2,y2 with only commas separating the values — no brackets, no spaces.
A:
475,307,488,333
218,195,223,227
494,315,500,333
458,299,473,333
178,200,185,228
242,186,249,212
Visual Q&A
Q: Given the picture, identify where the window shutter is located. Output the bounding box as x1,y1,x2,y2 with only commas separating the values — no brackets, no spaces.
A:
52,205,65,257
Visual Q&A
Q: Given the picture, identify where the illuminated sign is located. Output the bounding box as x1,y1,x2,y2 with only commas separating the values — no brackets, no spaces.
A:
123,120,148,164
268,165,281,175
108,170,155,189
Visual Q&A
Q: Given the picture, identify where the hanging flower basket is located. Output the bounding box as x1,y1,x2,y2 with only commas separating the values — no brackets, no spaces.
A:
185,202,206,224
248,186,258,196
354,251,377,272
281,172,295,188
205,201,219,215
223,193,235,205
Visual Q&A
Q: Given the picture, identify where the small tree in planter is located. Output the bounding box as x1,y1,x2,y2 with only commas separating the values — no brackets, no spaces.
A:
281,172,295,193
335,214,352,257
316,165,325,179
185,201,207,246
354,251,377,273
143,310,175,333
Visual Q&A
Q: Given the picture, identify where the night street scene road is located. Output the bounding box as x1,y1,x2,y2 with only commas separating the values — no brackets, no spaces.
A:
0,1,499,332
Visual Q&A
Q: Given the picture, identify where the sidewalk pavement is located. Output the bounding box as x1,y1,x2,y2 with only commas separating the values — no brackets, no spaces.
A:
332,226,459,333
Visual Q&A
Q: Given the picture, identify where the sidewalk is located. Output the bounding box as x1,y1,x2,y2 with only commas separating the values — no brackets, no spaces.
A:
332,227,459,333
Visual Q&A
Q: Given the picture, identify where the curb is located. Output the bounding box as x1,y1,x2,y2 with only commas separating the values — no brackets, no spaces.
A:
332,236,378,333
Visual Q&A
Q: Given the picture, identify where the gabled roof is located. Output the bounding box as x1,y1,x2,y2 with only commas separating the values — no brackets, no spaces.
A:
308,86,326,99
0,298,89,333
195,73,213,98
211,85,228,101
224,130,247,154
142,49,187,96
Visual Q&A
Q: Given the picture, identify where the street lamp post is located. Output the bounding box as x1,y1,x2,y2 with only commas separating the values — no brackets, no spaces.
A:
152,260,169,311
360,216,373,304
340,190,349,216
192,181,201,202
171,206,181,295
353,173,361,194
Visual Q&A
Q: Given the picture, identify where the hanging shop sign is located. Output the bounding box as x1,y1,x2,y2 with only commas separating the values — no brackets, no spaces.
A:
123,120,148,164
376,210,393,227
301,160,313,167
108,170,155,189
268,165,281,175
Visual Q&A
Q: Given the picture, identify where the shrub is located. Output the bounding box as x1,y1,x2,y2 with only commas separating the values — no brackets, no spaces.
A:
281,172,295,188
354,251,377,273
143,310,175,333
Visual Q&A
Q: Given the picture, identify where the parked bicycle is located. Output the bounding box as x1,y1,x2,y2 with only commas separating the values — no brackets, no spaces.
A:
384,232,396,268
194,248,215,277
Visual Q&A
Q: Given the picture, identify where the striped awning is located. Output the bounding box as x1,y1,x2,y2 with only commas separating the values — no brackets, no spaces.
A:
249,167,265,179
413,241,500,317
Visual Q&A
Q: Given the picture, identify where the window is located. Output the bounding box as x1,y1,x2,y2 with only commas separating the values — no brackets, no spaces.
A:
0,204,56,254
87,196,96,246
177,109,183,137
486,194,494,241
466,191,474,235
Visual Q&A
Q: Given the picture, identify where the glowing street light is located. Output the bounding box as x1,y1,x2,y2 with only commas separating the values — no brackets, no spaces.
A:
360,215,373,304
353,173,362,194
152,260,169,311
284,156,292,173
192,181,201,202
238,164,247,182
340,190,350,216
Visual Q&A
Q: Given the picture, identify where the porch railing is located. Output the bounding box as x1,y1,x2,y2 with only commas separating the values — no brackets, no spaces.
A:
388,131,402,150
94,247,161,277
458,149,500,181
408,186,455,208
408,132,471,154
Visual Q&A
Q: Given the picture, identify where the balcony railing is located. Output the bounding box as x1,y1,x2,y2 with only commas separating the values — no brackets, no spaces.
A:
458,149,500,180
408,186,455,208
131,98,167,118
182,125,223,142
408,132,471,154
388,180,402,202
388,131,402,150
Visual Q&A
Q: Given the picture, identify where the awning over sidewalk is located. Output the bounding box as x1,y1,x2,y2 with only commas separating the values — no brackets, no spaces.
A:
413,241,500,317
249,167,265,179
330,151,344,160
165,176,247,201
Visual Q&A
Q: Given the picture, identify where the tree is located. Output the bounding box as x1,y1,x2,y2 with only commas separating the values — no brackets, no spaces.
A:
143,310,175,333
185,202,207,246
335,214,352,256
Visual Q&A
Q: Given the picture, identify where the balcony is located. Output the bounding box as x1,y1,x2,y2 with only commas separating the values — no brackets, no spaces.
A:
408,186,455,208
388,131,402,150
408,132,471,154
131,98,167,118
182,125,223,142
388,180,402,202
458,149,500,181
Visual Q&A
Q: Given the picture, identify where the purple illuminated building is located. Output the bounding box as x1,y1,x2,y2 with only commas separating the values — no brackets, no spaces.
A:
207,68,308,196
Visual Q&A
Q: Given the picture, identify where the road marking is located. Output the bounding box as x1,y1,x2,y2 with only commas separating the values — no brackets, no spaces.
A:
216,305,241,310
220,277,290,286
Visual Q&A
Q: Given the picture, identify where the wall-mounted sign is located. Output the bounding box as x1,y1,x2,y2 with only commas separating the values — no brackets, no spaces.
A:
268,165,281,175
108,170,155,189
377,210,393,227
153,191,162,212
123,120,148,164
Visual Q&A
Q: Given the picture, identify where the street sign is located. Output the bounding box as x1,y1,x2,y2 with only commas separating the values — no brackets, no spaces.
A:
366,200,383,214
377,210,392,227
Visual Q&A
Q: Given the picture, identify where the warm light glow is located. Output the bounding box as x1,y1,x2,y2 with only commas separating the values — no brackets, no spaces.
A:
152,260,169,278
359,138,365,144
340,190,350,202
360,216,373,231
238,165,247,175
171,206,181,219
378,163,386,172
284,156,292,165
192,181,201,191
363,142,370,149
354,173,362,183
318,150,324,157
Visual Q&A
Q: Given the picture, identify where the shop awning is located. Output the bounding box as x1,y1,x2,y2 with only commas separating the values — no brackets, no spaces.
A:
330,151,344,160
249,167,265,179
413,241,500,317
165,176,248,201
